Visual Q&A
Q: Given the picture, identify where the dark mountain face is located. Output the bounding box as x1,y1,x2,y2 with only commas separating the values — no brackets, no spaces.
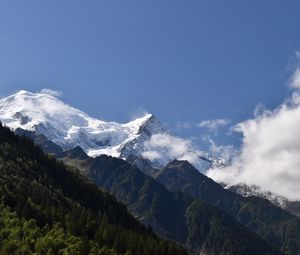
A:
156,160,239,212
155,160,300,255
0,124,188,255
126,154,162,177
15,128,63,154
57,150,280,255
56,145,89,160
285,201,300,217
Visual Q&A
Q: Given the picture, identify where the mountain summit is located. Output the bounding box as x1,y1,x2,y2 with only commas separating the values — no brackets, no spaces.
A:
0,90,212,169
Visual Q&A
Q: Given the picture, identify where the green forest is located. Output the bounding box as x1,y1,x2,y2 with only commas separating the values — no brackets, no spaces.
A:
0,123,187,255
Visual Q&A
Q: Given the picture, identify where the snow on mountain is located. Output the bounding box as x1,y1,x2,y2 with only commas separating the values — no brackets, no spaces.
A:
0,90,214,170
224,183,289,208
225,183,300,216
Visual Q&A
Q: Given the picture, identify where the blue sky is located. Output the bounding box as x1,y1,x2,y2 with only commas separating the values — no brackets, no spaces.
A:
1,0,300,149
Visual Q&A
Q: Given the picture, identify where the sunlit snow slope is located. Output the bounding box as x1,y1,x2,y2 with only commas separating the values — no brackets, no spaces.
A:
0,90,212,170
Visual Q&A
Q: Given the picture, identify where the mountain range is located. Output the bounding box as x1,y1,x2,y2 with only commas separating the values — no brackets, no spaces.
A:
1,90,297,207
0,90,217,171
225,183,300,217
57,147,300,254
1,90,300,254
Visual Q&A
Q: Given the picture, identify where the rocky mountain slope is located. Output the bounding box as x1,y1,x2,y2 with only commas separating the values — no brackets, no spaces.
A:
56,147,280,255
154,160,300,255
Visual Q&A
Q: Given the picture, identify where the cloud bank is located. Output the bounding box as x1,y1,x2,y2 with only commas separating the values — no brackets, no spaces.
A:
142,133,210,170
207,65,300,201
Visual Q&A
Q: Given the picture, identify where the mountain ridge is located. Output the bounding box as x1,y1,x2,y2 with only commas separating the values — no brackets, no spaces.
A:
2,90,299,213
225,183,300,217
0,90,216,171
154,160,300,254
56,149,280,254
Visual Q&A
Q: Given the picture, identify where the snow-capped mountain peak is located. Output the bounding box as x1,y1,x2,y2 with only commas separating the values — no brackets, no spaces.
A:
0,91,168,160
0,89,89,130
0,90,222,171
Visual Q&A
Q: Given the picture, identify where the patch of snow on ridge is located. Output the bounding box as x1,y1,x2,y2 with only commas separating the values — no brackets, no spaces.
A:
225,183,289,208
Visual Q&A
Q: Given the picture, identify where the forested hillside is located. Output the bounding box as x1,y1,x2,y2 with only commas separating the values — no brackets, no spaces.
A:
0,123,187,255
58,148,280,255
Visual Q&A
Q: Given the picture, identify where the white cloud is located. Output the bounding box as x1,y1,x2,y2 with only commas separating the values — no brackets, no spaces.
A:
39,89,63,97
129,106,150,121
142,133,210,170
289,67,300,89
175,121,192,130
207,65,300,201
198,118,230,132
205,136,237,162
253,103,272,118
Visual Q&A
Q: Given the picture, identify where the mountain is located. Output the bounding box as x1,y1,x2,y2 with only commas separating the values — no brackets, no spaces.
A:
0,122,188,255
154,160,300,255
225,183,300,217
57,147,281,255
0,90,214,170
2,90,299,254
14,127,64,154
0,90,164,157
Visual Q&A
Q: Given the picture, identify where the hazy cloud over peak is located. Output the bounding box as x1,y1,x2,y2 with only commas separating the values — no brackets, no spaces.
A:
205,136,237,162
142,133,209,170
39,89,63,97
